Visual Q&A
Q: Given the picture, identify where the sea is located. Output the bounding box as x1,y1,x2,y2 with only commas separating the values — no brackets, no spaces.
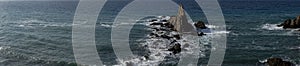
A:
0,0,299,66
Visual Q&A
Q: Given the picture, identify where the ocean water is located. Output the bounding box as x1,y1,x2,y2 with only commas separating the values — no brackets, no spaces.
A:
0,0,299,66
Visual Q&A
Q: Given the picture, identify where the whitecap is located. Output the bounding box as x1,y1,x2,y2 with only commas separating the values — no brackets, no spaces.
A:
261,23,283,30
100,24,113,28
0,46,10,50
206,25,219,28
204,30,230,34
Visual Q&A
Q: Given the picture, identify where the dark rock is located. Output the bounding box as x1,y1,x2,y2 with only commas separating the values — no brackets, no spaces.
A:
194,21,207,29
173,34,181,40
168,43,181,54
144,55,149,60
149,33,159,37
160,35,172,40
170,40,177,44
262,57,295,66
167,24,174,28
161,20,168,22
198,32,206,36
150,19,158,22
278,16,300,29
150,22,164,26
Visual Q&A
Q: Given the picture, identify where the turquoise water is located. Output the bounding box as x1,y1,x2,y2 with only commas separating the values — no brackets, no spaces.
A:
0,0,299,66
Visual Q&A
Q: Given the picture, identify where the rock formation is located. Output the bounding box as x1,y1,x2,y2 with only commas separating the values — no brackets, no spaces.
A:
194,21,207,29
278,16,300,29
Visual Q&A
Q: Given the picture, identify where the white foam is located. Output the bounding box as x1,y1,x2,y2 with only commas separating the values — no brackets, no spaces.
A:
100,24,113,28
0,46,10,50
204,30,230,35
261,23,283,30
17,19,72,27
206,25,219,28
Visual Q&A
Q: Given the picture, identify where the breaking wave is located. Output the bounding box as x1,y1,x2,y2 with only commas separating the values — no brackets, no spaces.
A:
261,23,283,30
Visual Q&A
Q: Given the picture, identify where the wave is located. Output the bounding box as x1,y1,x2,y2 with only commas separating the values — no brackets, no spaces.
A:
16,19,71,28
100,24,114,28
0,46,10,51
261,23,283,30
206,25,220,29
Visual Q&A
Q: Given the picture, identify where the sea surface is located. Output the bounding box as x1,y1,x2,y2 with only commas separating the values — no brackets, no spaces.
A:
0,0,299,66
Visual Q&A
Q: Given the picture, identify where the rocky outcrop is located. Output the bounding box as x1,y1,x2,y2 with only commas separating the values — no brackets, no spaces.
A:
194,21,207,29
277,16,300,29
168,43,181,54
260,57,295,66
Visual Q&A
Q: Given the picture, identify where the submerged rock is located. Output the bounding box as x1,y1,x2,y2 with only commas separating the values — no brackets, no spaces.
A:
194,21,207,29
278,16,300,29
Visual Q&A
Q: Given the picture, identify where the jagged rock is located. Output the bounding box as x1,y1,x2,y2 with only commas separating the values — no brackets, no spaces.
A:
263,58,295,66
194,21,207,29
168,43,181,54
278,16,300,29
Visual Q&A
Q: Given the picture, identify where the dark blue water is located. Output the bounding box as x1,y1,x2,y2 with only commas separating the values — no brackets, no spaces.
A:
0,0,299,66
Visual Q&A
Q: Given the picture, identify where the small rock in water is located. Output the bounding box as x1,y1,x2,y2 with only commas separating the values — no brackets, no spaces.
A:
259,57,295,66
168,43,181,54
194,21,207,29
198,32,206,36
161,20,167,22
173,35,181,40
